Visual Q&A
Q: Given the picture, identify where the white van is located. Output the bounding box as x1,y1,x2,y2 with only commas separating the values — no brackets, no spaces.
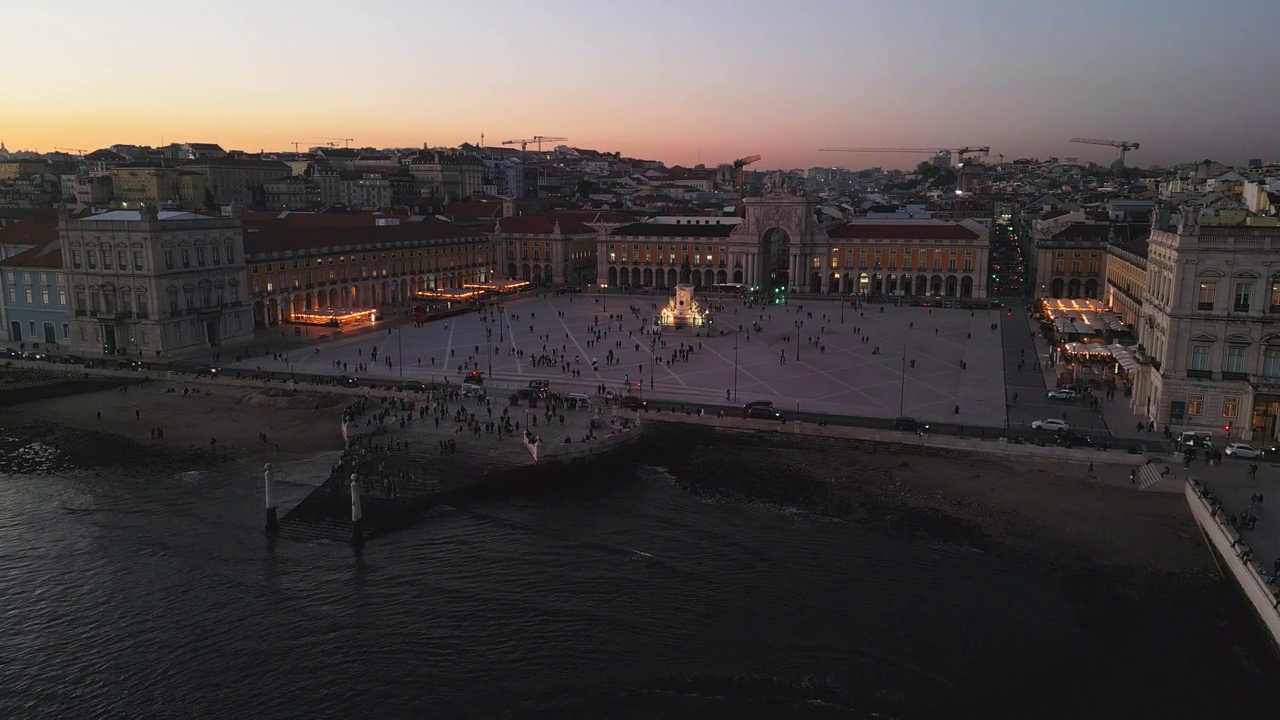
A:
564,393,591,409
1178,431,1212,448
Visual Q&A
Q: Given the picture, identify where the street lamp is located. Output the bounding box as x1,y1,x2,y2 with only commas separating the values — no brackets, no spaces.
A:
794,319,802,361
840,294,845,324
396,325,403,377
899,345,908,416
486,326,493,377
733,334,739,401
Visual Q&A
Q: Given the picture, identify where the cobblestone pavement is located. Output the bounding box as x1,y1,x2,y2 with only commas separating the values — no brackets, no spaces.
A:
223,292,1011,426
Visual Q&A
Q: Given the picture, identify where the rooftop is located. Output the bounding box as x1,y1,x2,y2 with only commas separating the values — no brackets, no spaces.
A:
495,215,597,235
610,222,736,238
83,210,214,222
828,219,982,240
0,238,62,270
242,216,479,256
0,216,59,249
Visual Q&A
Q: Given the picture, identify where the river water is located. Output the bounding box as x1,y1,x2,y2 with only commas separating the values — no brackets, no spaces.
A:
2,455,1278,719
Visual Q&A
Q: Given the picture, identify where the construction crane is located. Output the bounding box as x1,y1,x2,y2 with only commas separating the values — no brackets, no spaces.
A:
317,137,355,148
55,147,88,157
501,136,568,158
1069,137,1140,166
732,154,761,217
290,141,302,153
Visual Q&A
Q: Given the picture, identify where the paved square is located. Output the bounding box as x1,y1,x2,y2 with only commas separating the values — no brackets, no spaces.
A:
226,293,1010,427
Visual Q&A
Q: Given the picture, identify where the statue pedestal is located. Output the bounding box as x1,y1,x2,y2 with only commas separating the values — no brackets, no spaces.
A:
657,283,712,328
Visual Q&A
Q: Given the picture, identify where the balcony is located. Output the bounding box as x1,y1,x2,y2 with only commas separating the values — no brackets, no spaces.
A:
74,310,86,316
1197,302,1214,311
1234,304,1251,313
1222,371,1249,381
135,312,149,319
1186,369,1213,379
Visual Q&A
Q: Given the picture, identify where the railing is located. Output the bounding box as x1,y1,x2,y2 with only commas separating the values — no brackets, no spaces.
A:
1186,368,1213,379
1222,371,1249,381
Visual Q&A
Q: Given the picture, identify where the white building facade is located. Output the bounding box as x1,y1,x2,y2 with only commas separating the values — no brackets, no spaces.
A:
61,207,253,357
1134,211,1280,442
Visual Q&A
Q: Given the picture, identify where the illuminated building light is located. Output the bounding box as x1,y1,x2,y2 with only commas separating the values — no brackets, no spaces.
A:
292,309,378,326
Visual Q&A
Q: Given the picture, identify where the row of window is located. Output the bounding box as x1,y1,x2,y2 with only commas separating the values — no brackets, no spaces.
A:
162,246,233,270
1188,343,1280,376
1053,259,1101,274
814,257,975,272
4,271,64,285
6,285,66,307
70,249,147,272
1185,393,1239,419
1196,280,1280,313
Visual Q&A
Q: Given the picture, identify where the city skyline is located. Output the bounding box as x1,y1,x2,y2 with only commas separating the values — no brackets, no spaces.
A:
7,0,1280,170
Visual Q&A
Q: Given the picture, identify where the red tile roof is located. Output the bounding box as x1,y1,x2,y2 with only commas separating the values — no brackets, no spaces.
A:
441,200,503,220
610,222,736,239
827,222,981,240
0,238,63,269
495,216,597,235
0,216,59,248
242,217,480,256
241,211,411,228
546,210,645,225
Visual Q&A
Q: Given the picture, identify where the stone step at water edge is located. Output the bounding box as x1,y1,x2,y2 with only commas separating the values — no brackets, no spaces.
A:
278,516,357,543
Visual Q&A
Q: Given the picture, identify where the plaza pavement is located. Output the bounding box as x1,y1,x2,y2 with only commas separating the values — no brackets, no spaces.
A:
221,292,1011,427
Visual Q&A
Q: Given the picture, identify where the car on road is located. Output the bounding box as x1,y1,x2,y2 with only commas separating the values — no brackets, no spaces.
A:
1046,389,1077,401
743,400,775,412
892,417,929,432
1054,431,1093,447
1031,418,1069,431
527,379,550,397
743,404,782,420
399,380,427,393
1224,443,1264,459
621,395,647,410
195,364,220,377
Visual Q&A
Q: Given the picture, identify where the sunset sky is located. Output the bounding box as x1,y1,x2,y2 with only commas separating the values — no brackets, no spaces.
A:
7,0,1279,170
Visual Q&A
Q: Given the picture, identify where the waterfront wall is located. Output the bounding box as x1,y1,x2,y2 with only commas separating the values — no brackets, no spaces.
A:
1185,480,1280,653
648,414,1148,466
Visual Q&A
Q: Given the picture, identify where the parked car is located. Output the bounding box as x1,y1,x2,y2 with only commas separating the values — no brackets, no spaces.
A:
892,417,929,432
1224,443,1264,459
1046,389,1077,401
1031,418,1069,431
0,347,19,359
1054,431,1093,447
621,395,647,410
743,405,782,420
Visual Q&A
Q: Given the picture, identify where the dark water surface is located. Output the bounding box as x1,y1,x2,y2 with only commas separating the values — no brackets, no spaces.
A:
1,457,1277,719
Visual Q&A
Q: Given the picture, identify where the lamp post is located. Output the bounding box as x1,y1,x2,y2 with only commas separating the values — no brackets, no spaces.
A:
899,345,908,416
733,334,739,401
650,356,655,392
794,319,802,362
486,326,493,377
396,325,403,376
840,294,846,324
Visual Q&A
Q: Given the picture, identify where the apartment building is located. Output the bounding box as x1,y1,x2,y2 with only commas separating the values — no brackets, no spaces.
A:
241,214,490,327
1134,210,1280,442
1104,236,1147,326
185,157,292,207
1,238,68,345
109,165,180,205
60,206,253,356
493,215,598,286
